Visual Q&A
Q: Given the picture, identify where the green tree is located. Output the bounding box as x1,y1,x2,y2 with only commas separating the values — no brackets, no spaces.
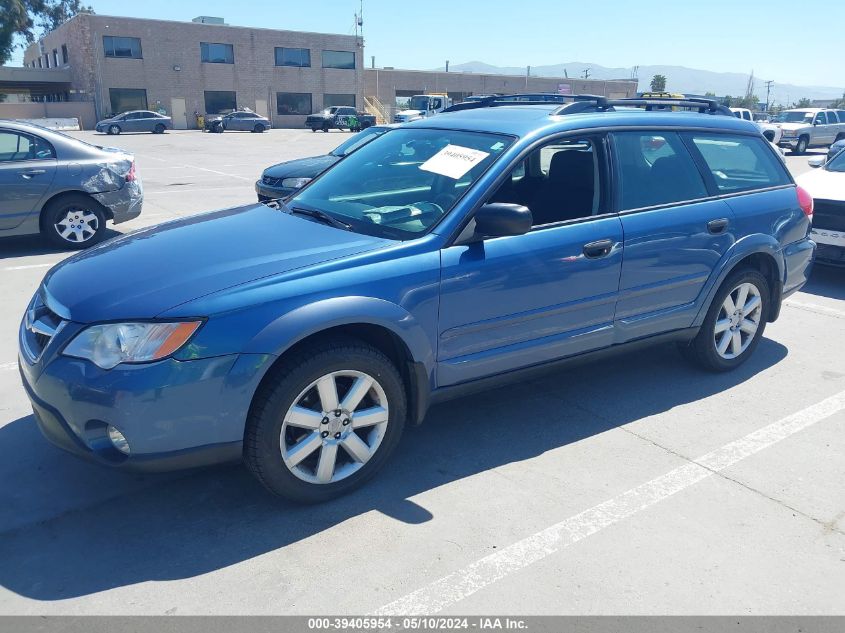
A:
650,74,667,92
794,97,812,108
0,0,92,66
830,92,845,109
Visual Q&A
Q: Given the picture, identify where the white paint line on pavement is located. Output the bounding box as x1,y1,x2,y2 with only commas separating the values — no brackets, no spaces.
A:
784,299,845,319
1,263,55,272
0,362,18,372
374,389,845,616
135,154,253,181
144,185,253,195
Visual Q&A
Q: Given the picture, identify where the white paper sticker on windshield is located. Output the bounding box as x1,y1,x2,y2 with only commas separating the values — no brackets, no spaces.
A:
419,144,490,180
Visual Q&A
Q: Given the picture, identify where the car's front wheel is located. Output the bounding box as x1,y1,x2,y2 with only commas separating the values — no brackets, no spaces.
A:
794,136,809,155
253,124,265,133
107,124,121,135
153,123,165,134
244,337,407,503
41,194,108,249
679,268,769,372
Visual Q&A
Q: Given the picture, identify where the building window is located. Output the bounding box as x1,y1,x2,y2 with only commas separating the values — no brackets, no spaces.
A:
276,92,312,115
37,58,42,68
109,88,148,115
61,45,68,64
44,54,50,68
53,49,59,67
324,93,356,108
322,50,355,69
103,36,143,59
201,42,234,64
204,90,237,114
275,47,310,67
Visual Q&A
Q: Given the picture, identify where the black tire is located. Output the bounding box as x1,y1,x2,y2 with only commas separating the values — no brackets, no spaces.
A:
794,135,809,155
254,124,265,133
41,194,108,250
311,127,318,132
244,337,407,503
214,124,224,134
322,123,330,132
153,123,165,134
108,124,121,135
835,133,845,142
679,268,770,372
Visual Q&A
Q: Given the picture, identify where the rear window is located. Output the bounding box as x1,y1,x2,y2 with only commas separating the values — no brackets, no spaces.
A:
612,131,708,210
686,133,791,193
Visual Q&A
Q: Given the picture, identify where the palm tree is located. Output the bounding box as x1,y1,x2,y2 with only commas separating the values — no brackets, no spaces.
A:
650,75,667,92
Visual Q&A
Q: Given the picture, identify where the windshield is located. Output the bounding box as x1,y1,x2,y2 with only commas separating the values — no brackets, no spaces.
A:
826,149,845,173
330,126,388,157
292,128,513,239
409,96,430,111
773,111,814,123
321,107,338,115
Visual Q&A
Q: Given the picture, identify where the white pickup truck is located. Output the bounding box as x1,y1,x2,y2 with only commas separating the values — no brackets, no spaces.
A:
730,108,783,146
772,108,845,154
394,94,453,123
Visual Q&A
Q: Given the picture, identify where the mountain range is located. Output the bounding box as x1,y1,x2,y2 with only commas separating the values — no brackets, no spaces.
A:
434,61,843,103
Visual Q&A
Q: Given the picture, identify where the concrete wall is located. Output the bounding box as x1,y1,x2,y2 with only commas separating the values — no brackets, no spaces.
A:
364,68,639,119
25,14,364,128
0,101,97,129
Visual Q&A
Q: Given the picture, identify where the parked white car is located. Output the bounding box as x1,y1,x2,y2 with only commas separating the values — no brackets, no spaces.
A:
797,150,845,265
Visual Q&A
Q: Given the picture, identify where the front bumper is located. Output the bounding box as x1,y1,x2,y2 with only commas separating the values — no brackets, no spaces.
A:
92,181,143,225
255,180,296,202
18,318,274,471
778,138,799,149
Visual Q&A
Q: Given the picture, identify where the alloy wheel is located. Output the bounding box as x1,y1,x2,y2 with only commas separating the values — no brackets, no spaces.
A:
713,282,762,359
54,207,100,244
280,370,389,484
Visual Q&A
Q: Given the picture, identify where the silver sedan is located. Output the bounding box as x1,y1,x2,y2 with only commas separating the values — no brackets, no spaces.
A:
95,111,172,135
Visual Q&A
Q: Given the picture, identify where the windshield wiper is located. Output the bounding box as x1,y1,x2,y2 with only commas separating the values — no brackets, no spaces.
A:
289,206,353,231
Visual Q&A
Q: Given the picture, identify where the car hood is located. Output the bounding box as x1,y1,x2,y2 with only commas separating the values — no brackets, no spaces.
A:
796,169,845,202
42,204,391,322
775,123,809,131
263,155,339,179
397,110,423,118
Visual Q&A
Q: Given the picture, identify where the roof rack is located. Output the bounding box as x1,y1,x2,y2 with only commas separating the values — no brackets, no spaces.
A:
442,93,733,117
550,96,733,116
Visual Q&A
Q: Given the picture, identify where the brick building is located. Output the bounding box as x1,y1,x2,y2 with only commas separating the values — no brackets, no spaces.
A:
20,13,639,129
23,14,365,129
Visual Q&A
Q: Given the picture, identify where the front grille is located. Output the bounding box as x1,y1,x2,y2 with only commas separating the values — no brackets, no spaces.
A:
814,199,845,232
22,294,65,362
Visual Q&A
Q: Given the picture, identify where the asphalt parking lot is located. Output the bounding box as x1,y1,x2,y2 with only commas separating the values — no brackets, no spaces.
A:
0,129,843,615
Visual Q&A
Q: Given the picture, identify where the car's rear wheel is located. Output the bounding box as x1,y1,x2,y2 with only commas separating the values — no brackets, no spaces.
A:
41,194,108,250
254,124,265,133
794,135,809,155
679,268,769,372
244,337,406,503
108,124,121,135
153,123,165,134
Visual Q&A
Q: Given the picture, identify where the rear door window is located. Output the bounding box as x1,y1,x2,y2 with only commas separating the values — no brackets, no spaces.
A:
685,133,791,193
612,131,708,210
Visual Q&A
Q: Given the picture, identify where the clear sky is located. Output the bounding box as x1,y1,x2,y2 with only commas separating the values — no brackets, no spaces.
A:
9,0,844,88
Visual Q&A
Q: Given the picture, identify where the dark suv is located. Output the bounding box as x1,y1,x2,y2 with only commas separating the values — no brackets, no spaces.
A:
19,97,815,502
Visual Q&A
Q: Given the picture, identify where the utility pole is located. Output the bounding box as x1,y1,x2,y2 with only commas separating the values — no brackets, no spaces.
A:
764,80,774,112
582,67,591,80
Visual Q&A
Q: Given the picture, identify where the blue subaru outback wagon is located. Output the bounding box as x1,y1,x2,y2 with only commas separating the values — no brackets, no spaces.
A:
19,96,816,502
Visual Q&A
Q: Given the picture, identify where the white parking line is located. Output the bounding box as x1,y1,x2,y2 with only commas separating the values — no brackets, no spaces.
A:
144,186,253,195
135,154,253,181
0,362,18,372
784,299,845,319
1,263,55,272
374,389,845,616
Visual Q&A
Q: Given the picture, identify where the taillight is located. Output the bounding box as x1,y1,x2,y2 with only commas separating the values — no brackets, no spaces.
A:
796,185,813,222
126,161,136,182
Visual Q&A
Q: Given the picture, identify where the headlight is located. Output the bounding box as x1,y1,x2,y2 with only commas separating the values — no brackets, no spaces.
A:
63,321,202,369
281,177,312,188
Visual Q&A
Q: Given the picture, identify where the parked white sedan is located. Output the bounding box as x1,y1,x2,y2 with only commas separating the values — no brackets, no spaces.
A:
797,151,845,266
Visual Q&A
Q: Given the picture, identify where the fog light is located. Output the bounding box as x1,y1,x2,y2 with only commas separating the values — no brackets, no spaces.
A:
107,425,130,455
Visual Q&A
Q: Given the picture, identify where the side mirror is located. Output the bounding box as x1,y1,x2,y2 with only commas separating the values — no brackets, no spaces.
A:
808,156,825,168
457,203,532,244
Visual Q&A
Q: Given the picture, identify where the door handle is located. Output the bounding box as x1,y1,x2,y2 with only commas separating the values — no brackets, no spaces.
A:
707,218,729,234
582,239,614,259
20,169,46,179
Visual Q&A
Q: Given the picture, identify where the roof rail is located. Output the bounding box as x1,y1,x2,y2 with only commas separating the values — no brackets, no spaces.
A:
550,96,733,116
442,93,569,113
